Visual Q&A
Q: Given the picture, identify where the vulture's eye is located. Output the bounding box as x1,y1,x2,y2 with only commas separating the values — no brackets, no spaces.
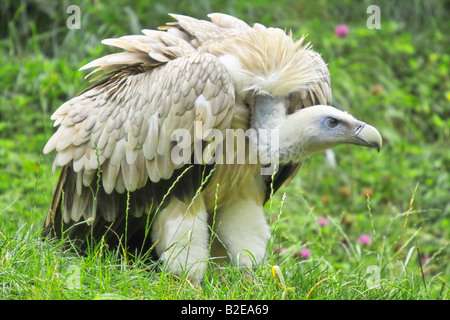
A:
326,117,339,128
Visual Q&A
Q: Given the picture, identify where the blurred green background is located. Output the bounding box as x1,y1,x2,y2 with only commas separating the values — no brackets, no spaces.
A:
0,0,449,298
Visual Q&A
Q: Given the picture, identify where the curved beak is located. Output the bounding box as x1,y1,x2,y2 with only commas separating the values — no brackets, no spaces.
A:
353,122,383,152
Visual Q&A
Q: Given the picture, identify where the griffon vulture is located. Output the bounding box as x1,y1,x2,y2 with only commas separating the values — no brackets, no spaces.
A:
42,13,382,281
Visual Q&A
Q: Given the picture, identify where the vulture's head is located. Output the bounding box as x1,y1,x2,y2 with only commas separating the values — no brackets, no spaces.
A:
279,104,382,160
247,93,382,167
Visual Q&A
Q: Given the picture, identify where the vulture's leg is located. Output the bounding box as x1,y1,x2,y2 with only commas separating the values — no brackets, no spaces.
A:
151,195,209,282
214,198,270,268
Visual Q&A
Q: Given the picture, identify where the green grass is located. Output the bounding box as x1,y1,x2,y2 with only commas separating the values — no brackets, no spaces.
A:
1,202,445,300
1,0,449,300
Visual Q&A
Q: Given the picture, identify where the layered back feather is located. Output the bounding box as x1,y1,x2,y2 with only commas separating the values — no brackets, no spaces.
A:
79,13,330,105
79,13,250,80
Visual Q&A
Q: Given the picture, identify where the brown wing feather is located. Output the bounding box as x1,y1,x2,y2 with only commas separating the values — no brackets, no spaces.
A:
42,161,215,252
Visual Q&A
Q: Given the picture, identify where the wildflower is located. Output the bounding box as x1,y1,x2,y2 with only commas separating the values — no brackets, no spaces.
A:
371,84,384,95
273,246,285,255
359,234,372,246
340,186,351,197
321,195,331,205
362,187,374,199
335,24,349,37
317,215,329,227
300,249,311,259
420,254,430,265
